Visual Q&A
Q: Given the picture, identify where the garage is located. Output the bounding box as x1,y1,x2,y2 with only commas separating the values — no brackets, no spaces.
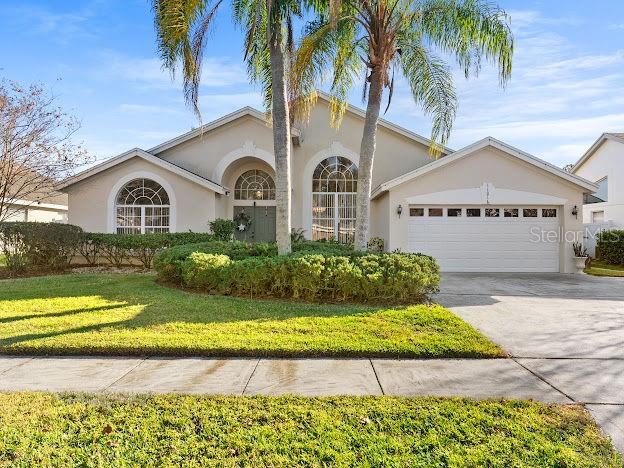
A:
370,138,599,274
407,206,560,272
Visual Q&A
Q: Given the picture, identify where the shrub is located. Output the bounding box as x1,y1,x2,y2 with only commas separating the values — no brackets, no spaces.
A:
79,232,216,268
153,241,277,281
290,228,306,244
181,253,232,289
176,251,440,303
153,240,365,282
596,230,624,265
367,237,385,253
0,222,84,272
292,241,356,256
209,219,236,241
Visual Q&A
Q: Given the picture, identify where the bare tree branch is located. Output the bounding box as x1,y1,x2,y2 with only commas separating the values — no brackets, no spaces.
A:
0,80,93,221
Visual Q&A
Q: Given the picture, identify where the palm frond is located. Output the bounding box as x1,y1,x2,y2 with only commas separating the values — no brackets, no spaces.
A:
398,41,457,155
152,0,222,119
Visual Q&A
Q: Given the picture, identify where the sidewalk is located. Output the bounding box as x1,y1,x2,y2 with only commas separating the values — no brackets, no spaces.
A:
0,355,570,399
1,356,621,452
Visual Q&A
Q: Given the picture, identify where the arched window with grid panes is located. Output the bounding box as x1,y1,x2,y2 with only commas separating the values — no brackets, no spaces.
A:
115,179,170,234
311,156,358,243
234,169,276,200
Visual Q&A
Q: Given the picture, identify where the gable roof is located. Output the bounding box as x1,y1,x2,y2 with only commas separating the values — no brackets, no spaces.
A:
371,137,598,199
58,94,449,192
57,148,226,194
148,92,451,156
148,107,268,155
314,92,453,155
572,133,624,173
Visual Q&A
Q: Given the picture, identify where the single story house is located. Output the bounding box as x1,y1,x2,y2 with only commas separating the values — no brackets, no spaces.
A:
58,96,597,273
3,194,68,223
572,133,624,226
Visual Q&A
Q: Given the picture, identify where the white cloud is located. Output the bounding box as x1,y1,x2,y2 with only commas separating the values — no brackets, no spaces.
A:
97,52,249,90
0,3,98,43
119,104,183,115
507,9,583,32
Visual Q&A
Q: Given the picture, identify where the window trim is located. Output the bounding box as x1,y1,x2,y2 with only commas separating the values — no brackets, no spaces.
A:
234,169,276,201
107,171,176,234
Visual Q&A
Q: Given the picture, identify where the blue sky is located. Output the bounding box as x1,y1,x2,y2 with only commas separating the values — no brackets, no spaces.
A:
1,0,623,168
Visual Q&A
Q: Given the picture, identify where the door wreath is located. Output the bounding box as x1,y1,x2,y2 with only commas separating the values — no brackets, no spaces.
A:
234,210,253,232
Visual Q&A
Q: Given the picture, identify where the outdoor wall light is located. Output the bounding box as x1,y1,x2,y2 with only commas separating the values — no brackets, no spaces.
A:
397,204,403,218
572,205,578,219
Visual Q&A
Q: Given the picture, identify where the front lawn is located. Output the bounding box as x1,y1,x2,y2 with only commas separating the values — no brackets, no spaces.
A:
0,393,619,466
585,260,624,277
0,274,502,358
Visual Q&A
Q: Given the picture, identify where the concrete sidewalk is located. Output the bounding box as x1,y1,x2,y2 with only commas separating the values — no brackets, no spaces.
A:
1,355,621,452
0,355,571,400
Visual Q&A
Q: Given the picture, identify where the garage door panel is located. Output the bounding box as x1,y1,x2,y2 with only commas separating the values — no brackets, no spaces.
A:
407,206,560,272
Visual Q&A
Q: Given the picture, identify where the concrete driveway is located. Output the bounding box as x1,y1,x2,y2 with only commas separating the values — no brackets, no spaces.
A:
437,273,624,452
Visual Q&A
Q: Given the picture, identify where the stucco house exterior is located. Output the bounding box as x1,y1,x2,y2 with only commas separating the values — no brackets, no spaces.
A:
3,193,68,223
572,133,624,226
58,96,597,273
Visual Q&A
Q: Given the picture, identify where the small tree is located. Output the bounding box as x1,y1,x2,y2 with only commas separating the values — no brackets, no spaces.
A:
0,81,90,221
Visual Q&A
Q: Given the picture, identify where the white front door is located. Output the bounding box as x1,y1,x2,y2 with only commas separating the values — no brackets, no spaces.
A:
407,206,560,272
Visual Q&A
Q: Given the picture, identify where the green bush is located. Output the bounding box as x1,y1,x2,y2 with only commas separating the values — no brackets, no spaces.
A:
80,232,216,268
367,237,385,252
292,241,356,256
0,222,84,272
209,219,236,241
153,241,278,281
176,251,439,303
596,230,624,265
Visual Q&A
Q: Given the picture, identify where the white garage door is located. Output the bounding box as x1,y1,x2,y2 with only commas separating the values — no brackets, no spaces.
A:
407,206,560,272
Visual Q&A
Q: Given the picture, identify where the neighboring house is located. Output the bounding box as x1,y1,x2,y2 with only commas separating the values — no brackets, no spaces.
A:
3,192,68,223
58,96,596,273
572,133,624,226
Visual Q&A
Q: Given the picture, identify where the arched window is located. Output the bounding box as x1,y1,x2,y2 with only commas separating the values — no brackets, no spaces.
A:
311,156,358,243
234,170,275,200
115,178,170,234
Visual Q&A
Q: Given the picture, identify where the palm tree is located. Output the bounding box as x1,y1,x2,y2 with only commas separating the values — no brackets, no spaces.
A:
294,0,514,250
152,0,303,254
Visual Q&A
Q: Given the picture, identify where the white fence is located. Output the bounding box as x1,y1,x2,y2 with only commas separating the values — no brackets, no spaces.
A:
583,221,621,257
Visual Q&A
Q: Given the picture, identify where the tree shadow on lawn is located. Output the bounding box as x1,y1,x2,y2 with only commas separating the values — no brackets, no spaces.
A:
0,274,440,355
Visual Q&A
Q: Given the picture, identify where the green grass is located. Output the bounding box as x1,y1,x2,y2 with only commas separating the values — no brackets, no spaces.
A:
585,260,624,277
0,274,502,358
0,393,619,467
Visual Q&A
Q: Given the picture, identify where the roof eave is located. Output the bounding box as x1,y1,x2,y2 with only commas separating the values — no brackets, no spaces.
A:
373,137,598,196
147,107,267,155
56,149,226,194
572,133,624,173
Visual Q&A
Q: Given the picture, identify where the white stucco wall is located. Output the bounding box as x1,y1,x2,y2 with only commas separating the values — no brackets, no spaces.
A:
383,146,586,273
574,139,624,225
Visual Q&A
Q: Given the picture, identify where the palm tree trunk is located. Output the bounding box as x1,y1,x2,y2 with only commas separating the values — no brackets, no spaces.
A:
354,70,384,251
269,31,292,254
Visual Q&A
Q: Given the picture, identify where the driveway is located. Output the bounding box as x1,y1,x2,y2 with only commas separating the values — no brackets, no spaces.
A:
437,273,624,452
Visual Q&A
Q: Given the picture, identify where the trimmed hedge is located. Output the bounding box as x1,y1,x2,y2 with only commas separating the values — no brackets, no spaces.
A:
178,252,439,303
79,232,216,268
596,230,624,265
153,240,357,282
154,239,439,302
0,222,84,272
153,241,278,281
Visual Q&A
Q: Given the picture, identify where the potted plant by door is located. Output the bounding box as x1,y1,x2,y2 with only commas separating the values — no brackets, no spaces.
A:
572,242,589,274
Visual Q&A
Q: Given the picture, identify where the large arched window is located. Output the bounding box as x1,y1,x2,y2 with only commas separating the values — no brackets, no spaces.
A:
115,178,170,234
234,169,275,200
311,156,358,243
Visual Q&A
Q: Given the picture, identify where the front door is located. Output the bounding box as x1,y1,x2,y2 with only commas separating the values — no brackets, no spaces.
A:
233,204,276,243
